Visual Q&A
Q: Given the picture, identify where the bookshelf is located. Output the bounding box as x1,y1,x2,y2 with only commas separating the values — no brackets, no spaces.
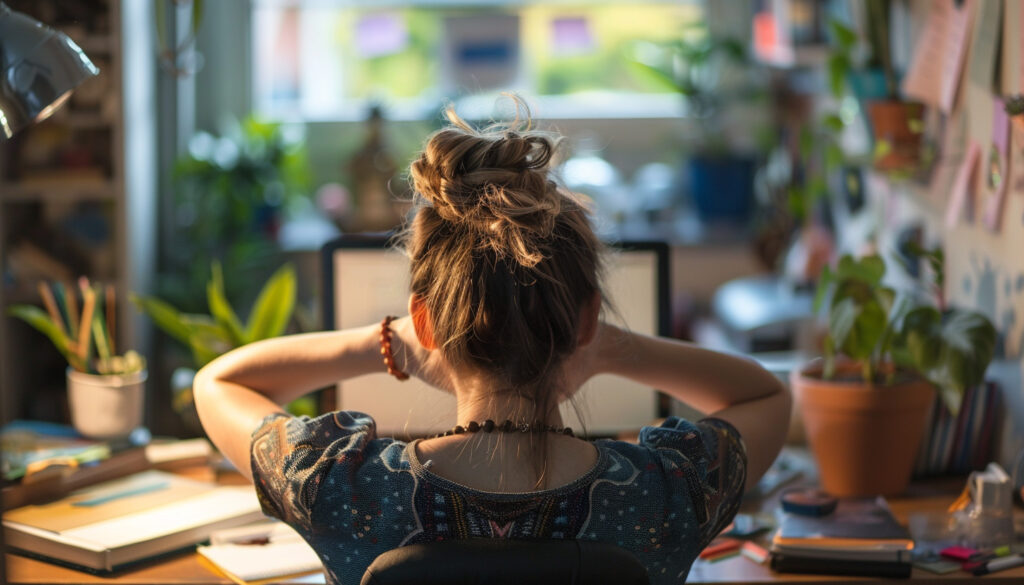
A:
0,0,156,424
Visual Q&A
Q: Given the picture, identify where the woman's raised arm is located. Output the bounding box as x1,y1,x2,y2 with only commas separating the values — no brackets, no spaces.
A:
193,317,434,480
590,323,790,490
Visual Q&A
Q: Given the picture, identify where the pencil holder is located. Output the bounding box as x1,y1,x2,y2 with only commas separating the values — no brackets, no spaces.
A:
66,368,147,439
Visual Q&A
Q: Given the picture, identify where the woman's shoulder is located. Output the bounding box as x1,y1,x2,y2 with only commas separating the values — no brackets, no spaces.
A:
598,417,743,462
250,411,405,489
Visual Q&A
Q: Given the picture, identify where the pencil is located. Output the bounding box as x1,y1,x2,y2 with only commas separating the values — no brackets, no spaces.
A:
78,278,96,369
105,283,116,355
53,282,72,334
37,282,68,337
65,280,80,338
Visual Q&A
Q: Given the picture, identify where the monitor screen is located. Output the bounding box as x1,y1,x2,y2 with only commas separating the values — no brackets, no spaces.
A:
322,236,669,437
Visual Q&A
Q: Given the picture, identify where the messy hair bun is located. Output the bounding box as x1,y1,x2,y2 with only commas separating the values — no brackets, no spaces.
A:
402,97,603,391
408,103,565,267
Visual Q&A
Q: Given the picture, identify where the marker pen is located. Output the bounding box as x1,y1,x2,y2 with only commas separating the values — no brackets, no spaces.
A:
972,553,1024,576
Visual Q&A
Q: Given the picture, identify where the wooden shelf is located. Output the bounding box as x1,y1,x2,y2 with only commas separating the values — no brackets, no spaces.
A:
54,112,116,129
0,180,118,202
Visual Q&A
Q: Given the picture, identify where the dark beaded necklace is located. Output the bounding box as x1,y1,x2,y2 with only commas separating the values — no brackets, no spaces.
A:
430,419,574,439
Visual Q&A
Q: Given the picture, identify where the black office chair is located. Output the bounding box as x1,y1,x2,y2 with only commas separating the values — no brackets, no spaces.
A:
360,539,650,585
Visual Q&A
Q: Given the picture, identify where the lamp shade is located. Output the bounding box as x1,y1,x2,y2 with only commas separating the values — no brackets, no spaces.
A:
0,2,99,140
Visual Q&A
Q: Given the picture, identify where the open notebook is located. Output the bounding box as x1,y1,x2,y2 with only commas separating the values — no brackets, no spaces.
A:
197,521,324,585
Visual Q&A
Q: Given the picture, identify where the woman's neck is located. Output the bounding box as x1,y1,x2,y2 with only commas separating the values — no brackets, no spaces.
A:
452,375,565,429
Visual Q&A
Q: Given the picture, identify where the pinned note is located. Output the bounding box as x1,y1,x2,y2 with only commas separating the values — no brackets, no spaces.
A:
902,0,974,113
966,0,1001,89
983,98,1010,231
946,141,981,227
1000,0,1024,94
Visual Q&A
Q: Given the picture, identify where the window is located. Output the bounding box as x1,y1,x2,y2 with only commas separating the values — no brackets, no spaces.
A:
252,1,703,121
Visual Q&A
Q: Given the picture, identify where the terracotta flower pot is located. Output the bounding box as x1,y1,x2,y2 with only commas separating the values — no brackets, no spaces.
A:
791,361,935,497
868,100,925,172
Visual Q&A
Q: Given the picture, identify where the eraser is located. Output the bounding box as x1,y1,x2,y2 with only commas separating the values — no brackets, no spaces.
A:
940,545,980,562
699,537,742,559
740,541,769,564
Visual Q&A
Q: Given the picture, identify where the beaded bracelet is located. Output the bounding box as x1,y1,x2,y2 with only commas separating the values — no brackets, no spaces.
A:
380,316,410,381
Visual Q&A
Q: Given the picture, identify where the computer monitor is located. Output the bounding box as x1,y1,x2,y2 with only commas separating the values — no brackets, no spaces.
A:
321,235,669,437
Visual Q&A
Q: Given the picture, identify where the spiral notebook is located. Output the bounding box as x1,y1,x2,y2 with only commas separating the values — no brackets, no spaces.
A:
197,522,324,585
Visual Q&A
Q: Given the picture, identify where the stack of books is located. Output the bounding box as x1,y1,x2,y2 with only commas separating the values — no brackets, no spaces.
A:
769,497,913,578
3,470,265,572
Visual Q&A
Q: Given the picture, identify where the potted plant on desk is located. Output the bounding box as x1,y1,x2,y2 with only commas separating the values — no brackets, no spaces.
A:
8,280,148,439
793,253,996,497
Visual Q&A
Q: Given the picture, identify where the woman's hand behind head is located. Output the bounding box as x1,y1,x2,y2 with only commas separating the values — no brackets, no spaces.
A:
389,315,457,394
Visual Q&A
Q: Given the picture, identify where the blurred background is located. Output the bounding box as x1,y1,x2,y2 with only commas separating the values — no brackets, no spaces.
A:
1,0,1022,485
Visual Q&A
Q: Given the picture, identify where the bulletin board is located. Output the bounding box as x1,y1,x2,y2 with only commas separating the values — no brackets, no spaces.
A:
879,0,1024,470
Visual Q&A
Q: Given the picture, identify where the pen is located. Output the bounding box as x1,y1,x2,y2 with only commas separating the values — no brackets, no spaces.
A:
972,553,1024,576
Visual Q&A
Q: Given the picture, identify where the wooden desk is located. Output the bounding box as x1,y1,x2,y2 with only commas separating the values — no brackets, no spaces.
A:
687,486,1024,584
5,477,1023,584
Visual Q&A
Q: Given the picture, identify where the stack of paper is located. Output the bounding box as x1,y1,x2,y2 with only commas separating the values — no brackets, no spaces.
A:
197,521,324,585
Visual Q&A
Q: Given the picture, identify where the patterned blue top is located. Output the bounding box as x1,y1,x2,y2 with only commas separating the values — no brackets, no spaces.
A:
250,412,746,585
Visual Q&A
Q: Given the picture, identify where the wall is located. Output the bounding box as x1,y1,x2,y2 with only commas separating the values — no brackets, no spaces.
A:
867,0,1024,474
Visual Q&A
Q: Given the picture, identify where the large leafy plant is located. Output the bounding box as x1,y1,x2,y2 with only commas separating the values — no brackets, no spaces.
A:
133,262,296,369
133,261,315,420
814,253,996,414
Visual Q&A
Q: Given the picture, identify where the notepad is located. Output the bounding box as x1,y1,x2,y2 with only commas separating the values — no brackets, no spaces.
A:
197,522,324,585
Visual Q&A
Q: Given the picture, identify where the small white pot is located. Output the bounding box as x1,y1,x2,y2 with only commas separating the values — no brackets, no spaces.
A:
66,368,147,439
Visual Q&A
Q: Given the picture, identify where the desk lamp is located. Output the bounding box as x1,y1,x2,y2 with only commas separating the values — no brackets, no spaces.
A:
0,1,99,140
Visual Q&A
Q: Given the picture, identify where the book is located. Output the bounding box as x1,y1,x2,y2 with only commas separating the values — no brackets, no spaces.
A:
2,470,264,572
770,552,912,578
769,497,913,578
197,521,323,585
1,420,111,481
772,496,914,551
769,543,911,563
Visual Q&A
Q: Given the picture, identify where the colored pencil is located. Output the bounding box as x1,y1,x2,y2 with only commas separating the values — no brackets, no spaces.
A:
77,278,96,370
37,282,67,337
65,280,80,339
105,283,116,355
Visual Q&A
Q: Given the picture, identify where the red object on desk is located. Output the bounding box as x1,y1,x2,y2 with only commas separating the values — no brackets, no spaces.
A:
700,537,742,560
940,545,981,562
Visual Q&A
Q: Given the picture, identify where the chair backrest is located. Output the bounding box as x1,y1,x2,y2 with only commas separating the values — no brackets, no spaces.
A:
360,539,650,585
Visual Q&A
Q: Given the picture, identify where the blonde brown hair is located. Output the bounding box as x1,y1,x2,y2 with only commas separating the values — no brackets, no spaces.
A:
402,98,603,485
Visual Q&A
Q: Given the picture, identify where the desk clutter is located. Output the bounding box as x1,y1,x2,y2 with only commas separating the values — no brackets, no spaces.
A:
697,461,1024,580
2,470,264,572
0,421,266,572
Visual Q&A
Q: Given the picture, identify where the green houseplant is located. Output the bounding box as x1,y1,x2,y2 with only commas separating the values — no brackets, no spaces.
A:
793,253,996,496
164,116,310,314
133,261,315,430
8,281,148,438
631,22,768,225
827,10,924,172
